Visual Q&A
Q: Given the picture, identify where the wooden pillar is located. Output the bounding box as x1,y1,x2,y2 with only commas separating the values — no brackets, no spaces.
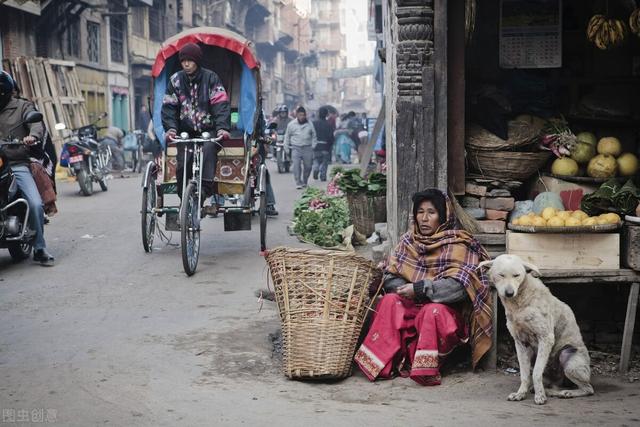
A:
385,0,448,243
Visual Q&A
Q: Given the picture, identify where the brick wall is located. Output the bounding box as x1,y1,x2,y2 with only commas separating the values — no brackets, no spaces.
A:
0,6,37,61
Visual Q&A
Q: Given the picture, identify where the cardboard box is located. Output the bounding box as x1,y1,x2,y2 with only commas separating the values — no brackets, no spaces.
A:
506,231,619,270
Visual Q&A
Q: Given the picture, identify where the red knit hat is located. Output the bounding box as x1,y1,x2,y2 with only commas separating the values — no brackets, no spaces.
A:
179,43,203,65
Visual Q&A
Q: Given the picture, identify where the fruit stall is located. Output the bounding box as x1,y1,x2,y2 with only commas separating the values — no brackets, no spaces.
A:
453,0,640,370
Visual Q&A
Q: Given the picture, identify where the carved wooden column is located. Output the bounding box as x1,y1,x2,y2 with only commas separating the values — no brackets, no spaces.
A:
385,0,447,242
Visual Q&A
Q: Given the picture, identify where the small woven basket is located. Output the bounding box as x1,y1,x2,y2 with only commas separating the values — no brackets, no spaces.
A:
467,149,551,181
266,247,383,380
346,193,387,237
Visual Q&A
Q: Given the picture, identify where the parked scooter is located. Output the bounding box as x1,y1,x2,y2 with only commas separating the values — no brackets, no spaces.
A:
57,113,110,196
0,111,43,261
270,123,290,173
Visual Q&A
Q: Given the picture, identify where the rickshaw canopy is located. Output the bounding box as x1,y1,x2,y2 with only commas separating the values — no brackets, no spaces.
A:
151,27,261,146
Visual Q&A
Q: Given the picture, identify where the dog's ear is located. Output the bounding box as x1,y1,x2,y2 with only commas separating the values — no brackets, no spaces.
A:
522,261,541,278
477,260,494,271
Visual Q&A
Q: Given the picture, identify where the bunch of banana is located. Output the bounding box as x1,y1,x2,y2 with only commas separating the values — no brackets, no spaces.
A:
586,14,627,49
630,8,640,36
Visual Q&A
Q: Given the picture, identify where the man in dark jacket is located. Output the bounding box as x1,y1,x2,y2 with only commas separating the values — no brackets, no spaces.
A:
0,71,54,266
161,43,231,213
312,107,335,181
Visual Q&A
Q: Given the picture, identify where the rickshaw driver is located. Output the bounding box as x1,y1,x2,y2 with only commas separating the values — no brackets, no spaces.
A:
161,43,231,215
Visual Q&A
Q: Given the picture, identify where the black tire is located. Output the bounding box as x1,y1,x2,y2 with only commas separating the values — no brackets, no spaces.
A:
284,162,290,173
180,182,200,276
277,151,285,173
99,177,108,192
8,242,32,261
141,170,156,253
77,168,93,196
277,161,285,173
259,190,267,252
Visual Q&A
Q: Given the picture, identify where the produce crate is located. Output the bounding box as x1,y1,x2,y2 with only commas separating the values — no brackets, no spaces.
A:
506,230,620,270
622,224,640,270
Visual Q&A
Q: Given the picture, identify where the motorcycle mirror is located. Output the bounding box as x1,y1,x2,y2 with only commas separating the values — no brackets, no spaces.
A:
24,111,43,124
180,132,189,139
201,131,211,139
54,123,67,131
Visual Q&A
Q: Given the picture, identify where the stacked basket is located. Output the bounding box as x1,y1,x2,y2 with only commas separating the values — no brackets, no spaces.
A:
466,119,550,181
266,247,382,379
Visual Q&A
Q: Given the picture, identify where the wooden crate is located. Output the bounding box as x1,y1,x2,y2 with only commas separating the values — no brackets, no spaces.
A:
506,230,620,270
622,225,640,271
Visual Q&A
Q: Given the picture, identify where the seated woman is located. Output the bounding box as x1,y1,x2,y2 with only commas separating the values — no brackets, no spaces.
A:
355,189,493,385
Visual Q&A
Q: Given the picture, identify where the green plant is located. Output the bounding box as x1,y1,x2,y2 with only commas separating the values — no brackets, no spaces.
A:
293,188,350,247
337,169,386,196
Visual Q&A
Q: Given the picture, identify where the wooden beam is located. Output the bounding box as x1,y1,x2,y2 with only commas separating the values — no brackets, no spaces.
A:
434,0,448,191
620,283,639,372
447,0,465,194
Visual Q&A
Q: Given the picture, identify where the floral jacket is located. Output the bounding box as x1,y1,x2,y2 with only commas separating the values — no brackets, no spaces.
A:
161,68,230,136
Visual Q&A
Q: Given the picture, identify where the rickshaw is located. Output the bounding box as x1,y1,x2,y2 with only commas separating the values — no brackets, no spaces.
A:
141,27,269,276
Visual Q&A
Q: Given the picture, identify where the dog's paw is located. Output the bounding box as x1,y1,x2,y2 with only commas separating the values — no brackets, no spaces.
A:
557,390,574,399
534,392,547,405
507,391,527,401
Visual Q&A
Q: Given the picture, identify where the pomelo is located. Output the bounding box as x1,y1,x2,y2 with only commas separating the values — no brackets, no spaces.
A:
587,154,618,178
616,153,639,176
597,137,622,156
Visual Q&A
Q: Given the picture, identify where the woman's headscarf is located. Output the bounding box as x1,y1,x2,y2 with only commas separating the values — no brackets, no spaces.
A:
386,189,493,368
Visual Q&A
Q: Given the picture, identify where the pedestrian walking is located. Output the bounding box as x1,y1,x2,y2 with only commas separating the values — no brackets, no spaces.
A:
334,114,355,164
284,106,317,189
312,107,334,182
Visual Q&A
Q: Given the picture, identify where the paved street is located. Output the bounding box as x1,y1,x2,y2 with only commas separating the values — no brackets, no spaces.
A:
1,165,640,427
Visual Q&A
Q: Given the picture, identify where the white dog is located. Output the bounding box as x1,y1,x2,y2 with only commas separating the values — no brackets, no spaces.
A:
479,254,594,405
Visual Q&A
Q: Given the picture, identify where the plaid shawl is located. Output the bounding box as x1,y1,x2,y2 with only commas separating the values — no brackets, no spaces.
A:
386,192,493,368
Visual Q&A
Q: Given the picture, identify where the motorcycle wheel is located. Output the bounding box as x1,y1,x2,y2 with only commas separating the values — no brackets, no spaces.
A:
277,152,285,173
180,182,200,276
284,162,290,173
8,242,32,261
141,170,156,253
77,169,93,196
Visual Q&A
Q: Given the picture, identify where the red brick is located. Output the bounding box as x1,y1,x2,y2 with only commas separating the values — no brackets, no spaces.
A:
485,209,509,220
481,197,515,211
477,220,506,234
465,183,487,197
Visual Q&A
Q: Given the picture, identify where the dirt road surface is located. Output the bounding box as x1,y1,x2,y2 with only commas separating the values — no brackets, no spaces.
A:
1,166,639,426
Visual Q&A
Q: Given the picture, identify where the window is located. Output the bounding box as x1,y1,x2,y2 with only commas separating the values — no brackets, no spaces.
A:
132,7,145,37
87,22,100,63
66,19,80,57
149,5,164,41
110,16,125,63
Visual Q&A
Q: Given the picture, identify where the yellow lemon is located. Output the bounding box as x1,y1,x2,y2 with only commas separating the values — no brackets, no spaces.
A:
512,217,520,226
582,217,598,226
541,207,558,220
557,211,572,220
532,216,547,227
571,210,589,220
603,213,621,224
519,216,533,226
565,217,582,227
597,216,609,225
547,216,565,227
527,212,537,217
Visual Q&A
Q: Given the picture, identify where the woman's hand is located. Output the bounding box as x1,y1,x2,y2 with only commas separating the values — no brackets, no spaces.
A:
396,283,415,300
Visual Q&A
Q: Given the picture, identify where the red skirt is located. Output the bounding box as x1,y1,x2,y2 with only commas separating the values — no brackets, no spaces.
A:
354,293,468,386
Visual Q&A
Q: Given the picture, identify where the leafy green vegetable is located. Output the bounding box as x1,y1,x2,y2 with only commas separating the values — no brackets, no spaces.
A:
337,169,386,196
293,189,350,247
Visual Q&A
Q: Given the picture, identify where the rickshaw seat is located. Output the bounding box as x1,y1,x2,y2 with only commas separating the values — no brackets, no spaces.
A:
215,135,247,195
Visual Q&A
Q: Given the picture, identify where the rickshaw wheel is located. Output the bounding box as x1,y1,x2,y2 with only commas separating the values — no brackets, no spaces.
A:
141,169,156,253
259,191,267,251
180,182,200,276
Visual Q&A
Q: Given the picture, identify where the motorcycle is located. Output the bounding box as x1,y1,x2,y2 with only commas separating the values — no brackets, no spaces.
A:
57,113,110,196
0,111,44,261
270,124,290,173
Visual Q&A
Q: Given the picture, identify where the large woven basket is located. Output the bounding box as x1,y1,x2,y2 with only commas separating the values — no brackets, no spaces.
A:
466,119,544,151
467,149,551,181
346,193,387,237
266,247,383,380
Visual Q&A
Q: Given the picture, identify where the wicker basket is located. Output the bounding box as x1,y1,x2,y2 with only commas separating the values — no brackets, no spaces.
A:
467,149,551,181
466,119,544,151
346,193,387,237
266,247,383,380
